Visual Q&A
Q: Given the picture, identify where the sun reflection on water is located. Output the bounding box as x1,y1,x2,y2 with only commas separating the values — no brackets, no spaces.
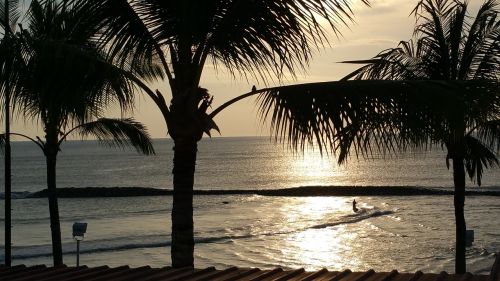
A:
284,225,360,270
269,147,371,270
278,197,362,270
286,148,350,186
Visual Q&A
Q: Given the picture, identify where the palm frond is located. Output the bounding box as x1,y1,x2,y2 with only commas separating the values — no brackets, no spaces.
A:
458,0,500,79
0,0,21,35
72,118,155,155
15,41,130,124
341,41,423,80
0,33,26,118
97,0,370,83
13,28,136,127
464,135,499,186
95,0,164,80
474,119,500,152
414,0,455,79
257,80,483,163
446,1,467,79
206,0,369,81
469,8,500,79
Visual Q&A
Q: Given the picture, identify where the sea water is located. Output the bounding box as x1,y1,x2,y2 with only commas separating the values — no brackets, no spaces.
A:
0,137,499,273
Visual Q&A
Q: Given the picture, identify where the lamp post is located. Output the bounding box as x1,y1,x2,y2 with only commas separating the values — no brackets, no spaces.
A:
72,222,87,267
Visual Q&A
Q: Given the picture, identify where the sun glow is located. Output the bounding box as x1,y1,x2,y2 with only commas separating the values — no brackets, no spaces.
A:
287,149,348,186
278,197,361,270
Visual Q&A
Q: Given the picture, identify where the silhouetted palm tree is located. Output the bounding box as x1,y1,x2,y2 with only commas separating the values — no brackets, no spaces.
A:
340,0,500,273
94,0,370,267
0,0,156,265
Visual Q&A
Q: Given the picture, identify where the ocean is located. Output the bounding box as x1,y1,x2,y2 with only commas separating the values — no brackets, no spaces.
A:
0,137,499,273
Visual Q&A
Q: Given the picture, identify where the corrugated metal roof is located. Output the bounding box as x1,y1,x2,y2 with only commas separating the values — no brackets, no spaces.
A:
1,256,498,281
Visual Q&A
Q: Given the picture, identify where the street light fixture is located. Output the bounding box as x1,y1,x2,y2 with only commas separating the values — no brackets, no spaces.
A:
72,222,87,267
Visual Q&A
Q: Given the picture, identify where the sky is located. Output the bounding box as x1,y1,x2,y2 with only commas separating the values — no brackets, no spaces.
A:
9,0,484,140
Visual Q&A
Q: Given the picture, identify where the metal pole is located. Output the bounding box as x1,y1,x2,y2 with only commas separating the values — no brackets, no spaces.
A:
4,5,12,264
76,239,80,267
5,79,11,267
4,91,12,266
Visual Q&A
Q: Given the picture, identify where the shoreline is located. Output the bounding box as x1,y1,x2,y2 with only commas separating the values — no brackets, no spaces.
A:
25,186,500,198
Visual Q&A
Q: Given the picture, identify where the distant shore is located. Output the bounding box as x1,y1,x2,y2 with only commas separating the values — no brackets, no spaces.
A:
25,186,500,198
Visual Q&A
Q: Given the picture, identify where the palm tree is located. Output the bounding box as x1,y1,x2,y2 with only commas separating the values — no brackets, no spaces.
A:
93,0,370,267
339,0,500,273
0,0,156,265
0,117,154,266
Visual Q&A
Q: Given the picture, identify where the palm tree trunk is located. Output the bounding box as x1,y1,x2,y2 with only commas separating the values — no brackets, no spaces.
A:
453,157,466,274
46,144,63,266
171,138,197,268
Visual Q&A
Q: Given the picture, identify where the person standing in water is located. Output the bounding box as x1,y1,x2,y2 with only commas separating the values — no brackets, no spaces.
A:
353,199,358,212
